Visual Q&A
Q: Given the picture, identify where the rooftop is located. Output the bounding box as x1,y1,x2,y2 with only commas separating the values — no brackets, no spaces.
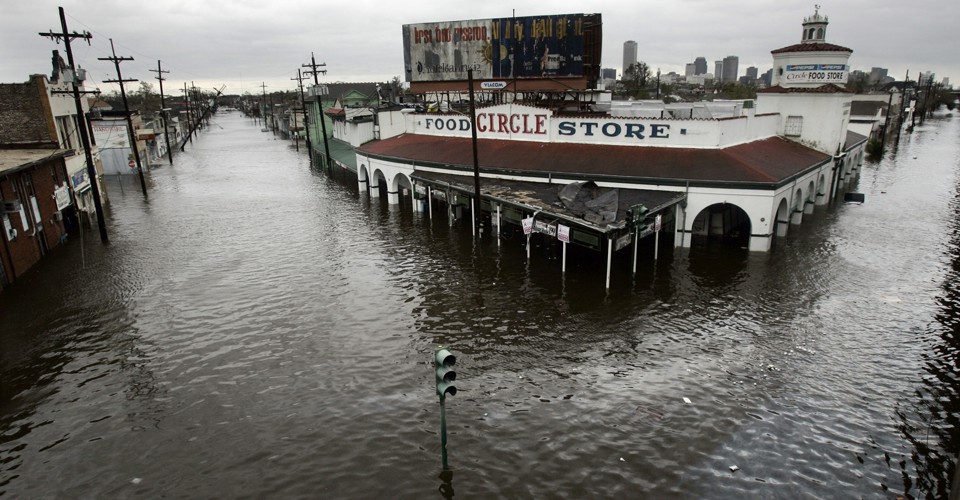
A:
358,134,832,189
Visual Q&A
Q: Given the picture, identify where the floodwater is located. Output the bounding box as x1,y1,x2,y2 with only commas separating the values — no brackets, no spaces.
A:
1,110,958,498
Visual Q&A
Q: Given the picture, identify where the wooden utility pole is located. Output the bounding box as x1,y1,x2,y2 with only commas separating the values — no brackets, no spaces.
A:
292,70,313,158
99,39,147,197
149,60,173,165
39,7,108,242
183,83,193,144
302,53,331,170
467,69,482,238
259,82,268,131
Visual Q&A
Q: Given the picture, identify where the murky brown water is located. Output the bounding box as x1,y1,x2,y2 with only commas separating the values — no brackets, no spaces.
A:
2,109,957,498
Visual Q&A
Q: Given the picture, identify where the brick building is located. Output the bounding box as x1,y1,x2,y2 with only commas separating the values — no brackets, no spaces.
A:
0,149,72,288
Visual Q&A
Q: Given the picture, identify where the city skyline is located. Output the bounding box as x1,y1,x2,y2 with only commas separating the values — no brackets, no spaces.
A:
1,0,955,94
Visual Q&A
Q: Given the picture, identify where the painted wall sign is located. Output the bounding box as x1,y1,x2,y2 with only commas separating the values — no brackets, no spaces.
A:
784,63,848,84
402,14,594,83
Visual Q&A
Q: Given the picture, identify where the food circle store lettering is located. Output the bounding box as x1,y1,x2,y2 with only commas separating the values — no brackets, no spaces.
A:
422,114,671,140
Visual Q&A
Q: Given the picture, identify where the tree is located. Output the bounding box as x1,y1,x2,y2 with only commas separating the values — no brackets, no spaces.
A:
621,62,652,99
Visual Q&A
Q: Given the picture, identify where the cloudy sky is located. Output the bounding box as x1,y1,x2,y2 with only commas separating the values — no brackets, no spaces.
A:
1,0,955,96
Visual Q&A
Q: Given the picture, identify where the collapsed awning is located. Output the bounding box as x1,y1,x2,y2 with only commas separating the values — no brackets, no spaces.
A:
409,170,685,236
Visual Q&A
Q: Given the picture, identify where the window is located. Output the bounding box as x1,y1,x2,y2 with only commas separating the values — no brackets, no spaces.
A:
55,116,76,150
785,116,803,137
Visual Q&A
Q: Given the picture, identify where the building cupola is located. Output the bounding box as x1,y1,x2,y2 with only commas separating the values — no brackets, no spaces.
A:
801,5,829,43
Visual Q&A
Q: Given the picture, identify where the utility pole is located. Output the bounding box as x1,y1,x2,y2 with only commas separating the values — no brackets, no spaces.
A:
100,39,147,197
302,53,331,170
39,7,108,242
467,69,482,238
149,60,173,165
183,83,193,144
292,70,313,158
259,82,268,132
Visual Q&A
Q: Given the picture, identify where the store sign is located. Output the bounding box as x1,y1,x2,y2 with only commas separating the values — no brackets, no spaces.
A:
615,233,632,251
481,81,508,90
784,64,848,84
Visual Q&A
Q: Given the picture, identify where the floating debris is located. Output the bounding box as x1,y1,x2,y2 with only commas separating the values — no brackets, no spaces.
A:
729,465,739,472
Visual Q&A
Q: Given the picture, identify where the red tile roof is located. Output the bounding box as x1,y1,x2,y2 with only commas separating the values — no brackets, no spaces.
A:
357,134,831,187
771,42,853,54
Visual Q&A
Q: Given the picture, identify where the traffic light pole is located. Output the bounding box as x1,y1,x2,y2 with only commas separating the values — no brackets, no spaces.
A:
434,347,457,470
439,395,449,470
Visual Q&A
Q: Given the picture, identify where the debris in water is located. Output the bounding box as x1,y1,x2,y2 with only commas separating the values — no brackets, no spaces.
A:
131,478,143,485
683,397,692,404
620,457,626,462
729,465,739,472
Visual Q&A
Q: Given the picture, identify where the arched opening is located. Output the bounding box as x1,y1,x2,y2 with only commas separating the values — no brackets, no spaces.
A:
358,164,370,194
805,180,816,214
393,173,414,209
690,202,751,249
791,188,803,224
816,174,827,205
372,169,388,199
816,27,824,39
775,198,790,237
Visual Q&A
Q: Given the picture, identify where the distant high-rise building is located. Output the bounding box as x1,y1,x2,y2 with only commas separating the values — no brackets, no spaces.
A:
694,57,708,75
715,60,724,81
685,63,696,77
722,55,739,83
601,68,617,80
761,68,773,86
869,67,888,84
623,41,638,74
746,66,758,80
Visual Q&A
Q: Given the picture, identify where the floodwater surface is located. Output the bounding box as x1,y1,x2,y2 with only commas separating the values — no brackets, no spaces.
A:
1,110,958,498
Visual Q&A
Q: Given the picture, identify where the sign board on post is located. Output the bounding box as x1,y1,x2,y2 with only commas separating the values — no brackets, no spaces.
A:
521,216,534,235
533,219,557,237
655,214,662,232
615,233,632,251
557,224,570,243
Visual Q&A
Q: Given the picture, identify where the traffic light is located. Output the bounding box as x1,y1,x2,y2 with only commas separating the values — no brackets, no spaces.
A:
435,348,457,399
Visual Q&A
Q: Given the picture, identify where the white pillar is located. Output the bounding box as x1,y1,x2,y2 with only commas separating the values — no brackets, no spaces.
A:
496,204,501,247
369,180,380,198
631,232,638,275
471,198,476,235
654,229,660,260
427,186,433,219
387,191,399,205
562,241,567,273
605,237,613,289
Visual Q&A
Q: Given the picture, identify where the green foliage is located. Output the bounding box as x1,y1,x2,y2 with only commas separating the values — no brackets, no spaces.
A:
866,137,883,156
716,82,757,100
619,61,653,99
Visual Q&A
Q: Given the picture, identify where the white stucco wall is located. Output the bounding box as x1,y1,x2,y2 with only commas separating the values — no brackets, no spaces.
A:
756,93,852,155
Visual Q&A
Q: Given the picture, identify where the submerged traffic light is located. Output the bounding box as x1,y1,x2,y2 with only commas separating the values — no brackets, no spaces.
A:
435,348,457,399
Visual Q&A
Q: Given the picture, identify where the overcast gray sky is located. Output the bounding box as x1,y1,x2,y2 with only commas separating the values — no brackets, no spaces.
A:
1,0,955,96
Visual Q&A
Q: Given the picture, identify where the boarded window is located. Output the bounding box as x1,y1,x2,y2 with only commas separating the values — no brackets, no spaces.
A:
785,116,803,137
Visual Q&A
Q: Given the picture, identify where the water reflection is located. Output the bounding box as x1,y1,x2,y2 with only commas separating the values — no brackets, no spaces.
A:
897,153,960,498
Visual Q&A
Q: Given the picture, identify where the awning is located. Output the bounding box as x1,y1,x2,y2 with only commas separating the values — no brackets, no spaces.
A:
410,170,685,236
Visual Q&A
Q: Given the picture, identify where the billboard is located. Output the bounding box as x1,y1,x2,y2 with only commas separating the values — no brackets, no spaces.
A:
402,14,599,83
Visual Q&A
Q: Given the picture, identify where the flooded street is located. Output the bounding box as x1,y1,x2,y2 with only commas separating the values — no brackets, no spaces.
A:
2,110,958,498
